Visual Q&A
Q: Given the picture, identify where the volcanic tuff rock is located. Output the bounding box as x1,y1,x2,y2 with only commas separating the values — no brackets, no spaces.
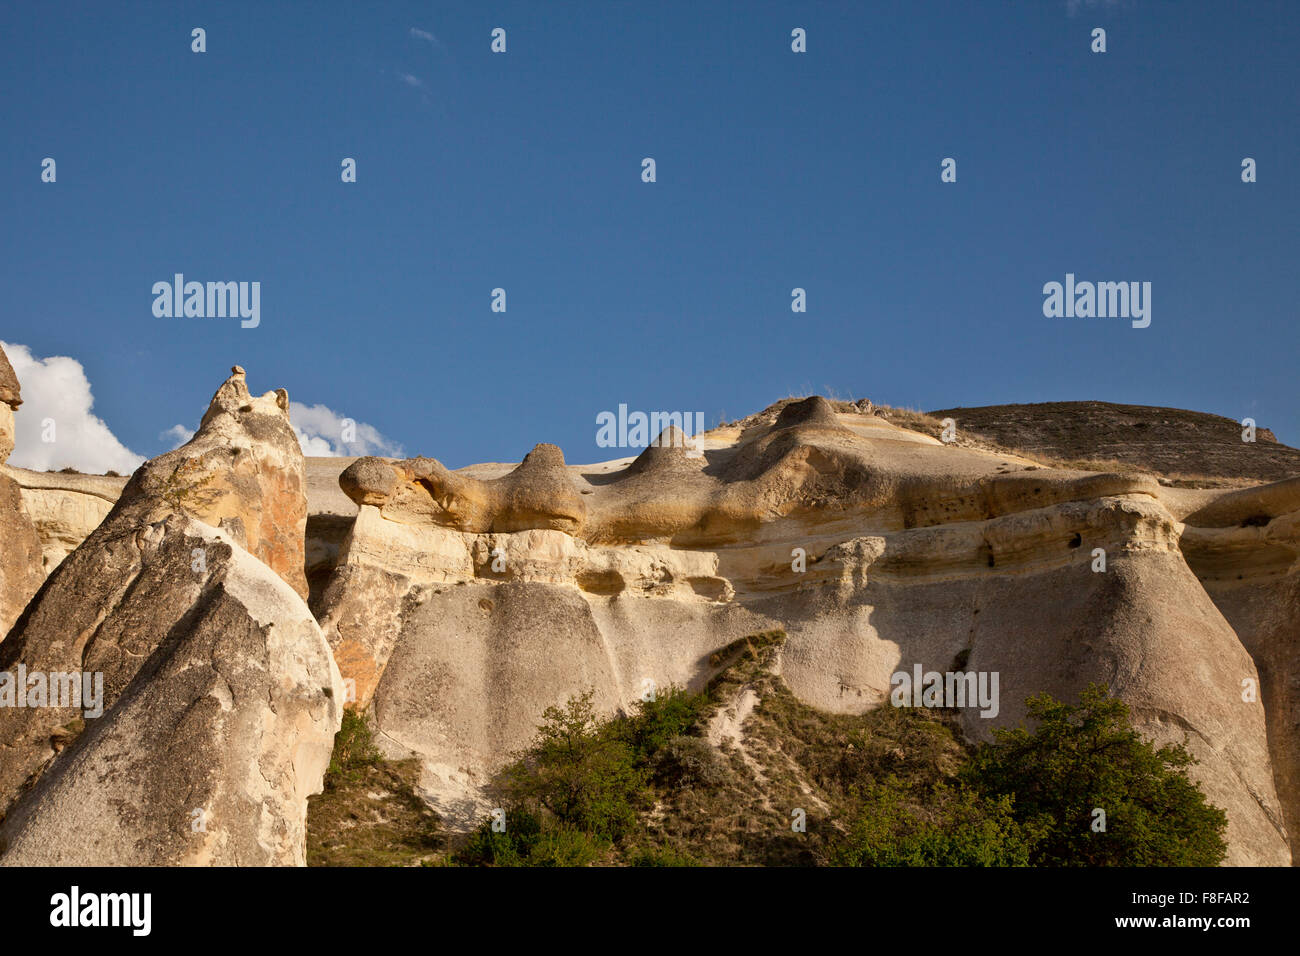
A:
7,366,309,598
0,344,42,636
316,396,1295,863
0,468,123,575
1179,477,1300,851
0,344,20,463
0,369,330,858
0,515,342,866
5,386,1298,866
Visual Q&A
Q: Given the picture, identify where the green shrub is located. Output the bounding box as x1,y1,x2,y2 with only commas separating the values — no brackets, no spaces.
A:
498,691,648,842
455,808,606,867
650,735,726,790
618,686,712,762
324,710,384,789
964,684,1227,866
830,781,1034,866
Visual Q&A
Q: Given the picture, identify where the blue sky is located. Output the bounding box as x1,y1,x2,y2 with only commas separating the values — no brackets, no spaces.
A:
2,0,1297,470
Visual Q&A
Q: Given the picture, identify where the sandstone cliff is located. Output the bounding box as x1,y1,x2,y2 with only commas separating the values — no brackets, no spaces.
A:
0,367,339,866
0,344,43,637
310,397,1294,864
3,383,1295,867
0,516,341,865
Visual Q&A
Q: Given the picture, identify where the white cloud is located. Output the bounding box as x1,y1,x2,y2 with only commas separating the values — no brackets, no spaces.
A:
400,72,426,89
290,402,404,458
410,27,440,47
0,341,146,475
160,424,195,449
5,339,401,472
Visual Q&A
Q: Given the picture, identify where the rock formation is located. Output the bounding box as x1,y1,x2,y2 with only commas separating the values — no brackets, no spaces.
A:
930,400,1300,482
313,396,1294,863
0,345,44,636
0,345,20,463
1180,478,1300,853
0,515,341,865
4,385,1296,866
7,367,308,598
1,469,124,575
0,367,339,866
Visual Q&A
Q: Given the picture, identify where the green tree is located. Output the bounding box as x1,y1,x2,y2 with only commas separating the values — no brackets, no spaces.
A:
964,684,1227,866
830,781,1035,867
614,685,711,762
455,808,606,867
498,691,648,842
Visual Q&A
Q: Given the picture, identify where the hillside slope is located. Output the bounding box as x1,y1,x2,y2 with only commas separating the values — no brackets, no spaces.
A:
929,401,1299,484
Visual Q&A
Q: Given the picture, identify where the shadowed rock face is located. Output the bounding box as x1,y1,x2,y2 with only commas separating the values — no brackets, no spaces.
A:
0,479,42,638
317,395,1296,864
0,516,341,866
0,344,42,636
1180,477,1300,853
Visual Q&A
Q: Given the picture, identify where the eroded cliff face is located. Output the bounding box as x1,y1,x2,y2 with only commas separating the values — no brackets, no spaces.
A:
1179,478,1300,856
0,367,340,866
313,397,1294,864
0,516,341,866
0,344,43,637
4,387,1296,866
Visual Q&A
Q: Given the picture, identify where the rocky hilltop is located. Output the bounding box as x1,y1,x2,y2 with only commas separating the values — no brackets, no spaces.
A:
0,348,1295,866
930,401,1300,484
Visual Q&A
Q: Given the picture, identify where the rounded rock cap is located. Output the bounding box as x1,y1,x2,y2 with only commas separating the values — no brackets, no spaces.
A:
340,457,399,506
0,343,22,408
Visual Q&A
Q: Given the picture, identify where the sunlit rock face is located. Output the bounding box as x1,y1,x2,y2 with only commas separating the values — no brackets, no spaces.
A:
7,388,1295,865
313,397,1294,864
0,516,341,866
0,343,43,637
0,367,336,867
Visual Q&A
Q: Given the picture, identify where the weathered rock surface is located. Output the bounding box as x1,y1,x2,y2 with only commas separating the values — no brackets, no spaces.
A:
0,477,42,639
1180,477,1300,856
0,344,42,637
0,344,20,461
0,366,317,816
6,387,1297,866
315,396,1295,864
1,468,124,575
0,516,342,865
931,400,1299,483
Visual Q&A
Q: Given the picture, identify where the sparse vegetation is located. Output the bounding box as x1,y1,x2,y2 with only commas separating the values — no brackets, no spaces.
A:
157,457,219,515
306,711,443,866
308,643,1226,868
324,709,384,786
